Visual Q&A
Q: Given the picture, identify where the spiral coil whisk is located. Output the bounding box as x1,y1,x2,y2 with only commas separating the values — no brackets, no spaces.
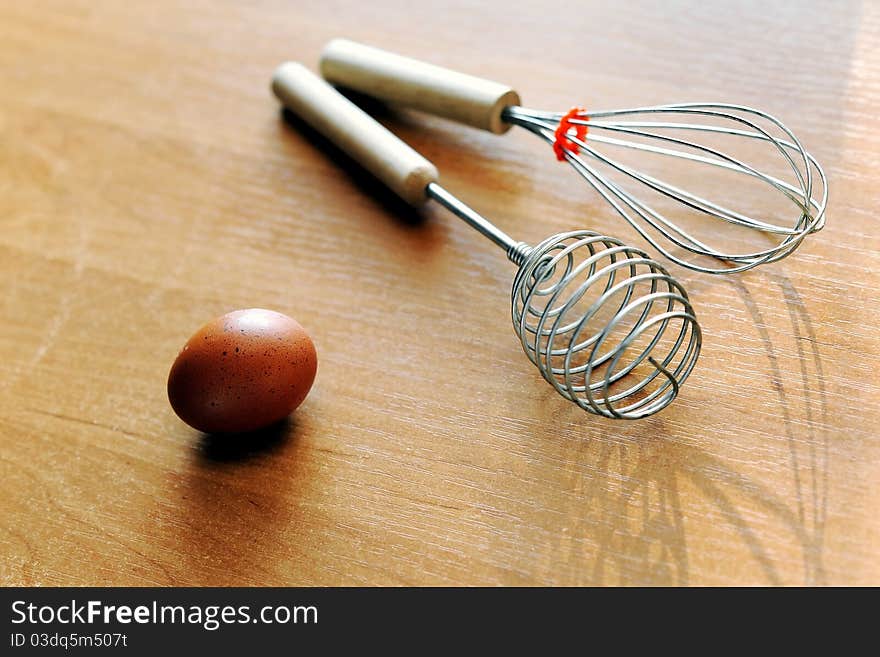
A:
428,185,701,419
508,230,699,418
504,104,827,274
320,40,828,274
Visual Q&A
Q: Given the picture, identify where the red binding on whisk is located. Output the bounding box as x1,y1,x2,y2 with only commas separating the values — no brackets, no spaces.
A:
553,107,589,161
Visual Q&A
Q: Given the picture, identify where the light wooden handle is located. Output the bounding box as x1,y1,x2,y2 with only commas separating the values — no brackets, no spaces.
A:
272,62,439,206
320,39,521,135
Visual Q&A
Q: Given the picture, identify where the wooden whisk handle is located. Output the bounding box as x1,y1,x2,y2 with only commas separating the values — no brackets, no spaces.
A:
272,62,439,206
320,39,521,135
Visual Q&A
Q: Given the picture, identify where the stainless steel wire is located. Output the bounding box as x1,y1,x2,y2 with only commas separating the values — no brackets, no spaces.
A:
427,182,701,419
503,103,827,274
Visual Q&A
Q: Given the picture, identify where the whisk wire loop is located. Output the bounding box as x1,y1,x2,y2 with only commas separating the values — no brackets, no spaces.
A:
504,103,827,274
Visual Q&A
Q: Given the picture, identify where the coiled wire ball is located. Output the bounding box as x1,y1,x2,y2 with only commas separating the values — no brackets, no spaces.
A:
509,231,701,419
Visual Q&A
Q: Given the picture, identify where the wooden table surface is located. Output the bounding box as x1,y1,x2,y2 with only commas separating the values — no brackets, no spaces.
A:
1,0,877,586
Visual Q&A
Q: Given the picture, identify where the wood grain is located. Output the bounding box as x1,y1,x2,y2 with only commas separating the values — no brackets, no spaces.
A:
1,0,877,586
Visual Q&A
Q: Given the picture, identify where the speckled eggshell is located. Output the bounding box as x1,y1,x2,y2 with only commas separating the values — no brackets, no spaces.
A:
167,308,317,434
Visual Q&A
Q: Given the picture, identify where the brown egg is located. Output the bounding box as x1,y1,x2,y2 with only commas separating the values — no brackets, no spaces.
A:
167,308,317,434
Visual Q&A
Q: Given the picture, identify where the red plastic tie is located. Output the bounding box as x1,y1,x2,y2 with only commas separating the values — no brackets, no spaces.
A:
552,106,589,161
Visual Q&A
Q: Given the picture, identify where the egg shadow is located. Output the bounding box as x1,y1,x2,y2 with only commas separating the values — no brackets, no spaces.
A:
197,417,292,463
161,413,318,585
